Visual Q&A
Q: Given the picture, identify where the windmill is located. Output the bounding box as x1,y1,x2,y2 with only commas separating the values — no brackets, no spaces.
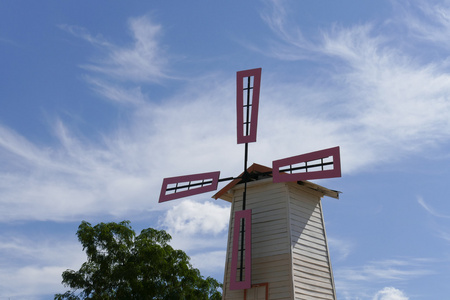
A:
159,68,341,299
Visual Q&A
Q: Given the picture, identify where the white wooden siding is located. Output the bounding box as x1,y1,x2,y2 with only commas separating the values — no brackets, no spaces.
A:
223,181,293,300
288,184,336,300
222,179,336,300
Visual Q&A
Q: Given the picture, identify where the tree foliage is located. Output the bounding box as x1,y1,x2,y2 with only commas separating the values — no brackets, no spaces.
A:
55,221,222,300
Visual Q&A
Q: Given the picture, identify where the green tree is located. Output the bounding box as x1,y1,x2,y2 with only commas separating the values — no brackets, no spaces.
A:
55,221,222,300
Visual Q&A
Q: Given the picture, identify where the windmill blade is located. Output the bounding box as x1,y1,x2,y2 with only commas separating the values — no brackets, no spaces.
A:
159,171,220,203
236,68,262,144
230,209,252,290
272,146,341,183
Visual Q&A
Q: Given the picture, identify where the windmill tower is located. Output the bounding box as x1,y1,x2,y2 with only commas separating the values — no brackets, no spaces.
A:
158,68,341,300
214,163,339,299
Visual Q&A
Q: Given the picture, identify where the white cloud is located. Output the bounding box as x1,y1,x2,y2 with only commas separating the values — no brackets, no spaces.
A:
335,258,432,299
260,1,450,173
417,196,450,218
337,258,432,282
396,0,450,49
1,49,450,221
3,6,450,225
59,24,112,48
259,0,317,61
158,199,230,280
320,25,450,147
61,15,170,113
93,15,168,83
328,237,353,261
190,250,227,274
417,196,450,244
63,16,169,84
0,69,241,222
84,76,148,105
437,230,450,243
0,235,85,299
162,199,230,235
0,119,158,221
373,287,408,300
0,266,67,299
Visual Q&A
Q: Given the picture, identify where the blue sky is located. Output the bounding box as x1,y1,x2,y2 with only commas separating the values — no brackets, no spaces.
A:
2,0,450,299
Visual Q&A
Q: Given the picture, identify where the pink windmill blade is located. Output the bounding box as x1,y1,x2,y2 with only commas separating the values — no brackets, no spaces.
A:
159,171,220,203
272,146,341,183
236,68,262,144
229,209,252,290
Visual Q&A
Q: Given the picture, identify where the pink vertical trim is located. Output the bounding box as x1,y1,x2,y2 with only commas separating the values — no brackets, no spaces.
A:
230,209,252,290
272,146,341,183
159,171,220,203
237,68,262,144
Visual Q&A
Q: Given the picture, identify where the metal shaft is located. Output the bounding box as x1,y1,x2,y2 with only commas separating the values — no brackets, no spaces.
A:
239,75,252,282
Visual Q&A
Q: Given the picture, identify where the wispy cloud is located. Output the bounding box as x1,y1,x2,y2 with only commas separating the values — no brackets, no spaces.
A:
0,72,239,222
259,0,318,61
59,24,112,47
61,15,171,113
62,16,169,84
437,230,450,243
0,36,20,47
328,237,354,261
417,196,450,245
0,119,158,221
2,35,449,221
395,0,450,50
337,258,432,282
84,76,148,106
259,0,450,171
4,2,450,224
417,196,450,218
335,257,433,298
